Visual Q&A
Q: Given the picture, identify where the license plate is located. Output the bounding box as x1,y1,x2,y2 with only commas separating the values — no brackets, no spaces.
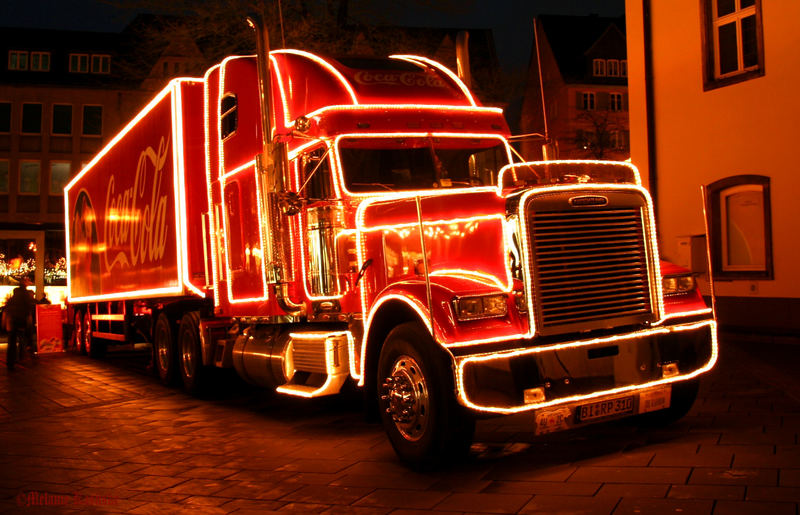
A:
639,386,671,414
577,396,634,422
535,408,571,435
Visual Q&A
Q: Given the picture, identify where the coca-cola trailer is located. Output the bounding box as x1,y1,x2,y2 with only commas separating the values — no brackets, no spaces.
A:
65,30,716,464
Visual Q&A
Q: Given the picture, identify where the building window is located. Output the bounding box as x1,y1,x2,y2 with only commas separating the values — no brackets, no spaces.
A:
8,51,28,70
31,52,50,71
702,0,764,90
52,104,72,135
705,175,773,279
21,103,42,133
69,54,89,73
592,59,606,76
91,54,110,74
82,105,102,136
0,160,8,193
19,161,41,194
607,59,619,77
49,162,71,194
581,92,596,111
0,102,10,133
610,130,627,150
620,60,628,77
609,92,624,112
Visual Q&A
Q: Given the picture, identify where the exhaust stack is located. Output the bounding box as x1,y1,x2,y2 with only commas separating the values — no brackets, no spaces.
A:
247,15,305,316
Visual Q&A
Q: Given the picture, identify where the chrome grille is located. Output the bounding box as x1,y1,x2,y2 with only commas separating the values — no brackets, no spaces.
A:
529,204,653,334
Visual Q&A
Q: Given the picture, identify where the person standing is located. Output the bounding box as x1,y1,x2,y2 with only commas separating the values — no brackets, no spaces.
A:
4,278,36,369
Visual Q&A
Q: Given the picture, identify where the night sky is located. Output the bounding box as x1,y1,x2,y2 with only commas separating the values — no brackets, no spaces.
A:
1,0,625,72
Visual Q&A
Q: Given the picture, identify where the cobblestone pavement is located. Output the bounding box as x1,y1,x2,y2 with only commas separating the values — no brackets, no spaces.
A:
0,335,798,514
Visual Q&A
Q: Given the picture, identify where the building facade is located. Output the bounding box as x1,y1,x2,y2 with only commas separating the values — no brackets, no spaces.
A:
0,27,149,300
520,15,630,161
626,0,799,336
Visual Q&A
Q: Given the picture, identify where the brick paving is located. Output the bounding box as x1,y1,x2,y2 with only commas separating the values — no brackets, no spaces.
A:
0,335,798,514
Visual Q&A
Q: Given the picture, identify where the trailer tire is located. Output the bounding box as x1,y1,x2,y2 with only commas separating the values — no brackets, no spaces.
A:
179,311,209,395
154,313,178,386
71,309,83,353
377,322,474,467
81,310,93,356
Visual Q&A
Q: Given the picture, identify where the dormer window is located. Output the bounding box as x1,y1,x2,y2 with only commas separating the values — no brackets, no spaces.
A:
69,54,89,73
592,59,606,76
91,55,110,74
607,59,619,77
8,51,28,70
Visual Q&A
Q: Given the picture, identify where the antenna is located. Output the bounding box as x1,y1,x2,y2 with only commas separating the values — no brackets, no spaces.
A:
533,17,552,160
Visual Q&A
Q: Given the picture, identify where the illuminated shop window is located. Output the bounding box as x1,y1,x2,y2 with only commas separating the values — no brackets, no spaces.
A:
0,102,10,133
607,59,619,77
81,105,102,136
21,103,42,133
702,0,763,90
31,52,50,71
19,161,41,194
8,50,28,70
706,175,773,279
0,160,8,193
49,162,71,194
52,104,72,135
592,59,606,76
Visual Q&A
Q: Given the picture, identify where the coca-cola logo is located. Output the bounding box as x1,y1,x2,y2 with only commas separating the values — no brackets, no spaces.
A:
103,136,171,271
353,71,446,88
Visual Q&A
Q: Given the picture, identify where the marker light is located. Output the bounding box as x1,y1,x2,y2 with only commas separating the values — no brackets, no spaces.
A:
454,294,508,321
662,274,696,295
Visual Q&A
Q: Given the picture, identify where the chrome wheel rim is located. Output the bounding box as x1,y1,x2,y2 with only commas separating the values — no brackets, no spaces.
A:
156,325,169,373
181,331,195,379
382,354,429,441
74,313,82,351
83,312,92,353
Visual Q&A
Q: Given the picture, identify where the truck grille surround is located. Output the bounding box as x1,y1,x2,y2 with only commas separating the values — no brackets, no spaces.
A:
526,191,656,335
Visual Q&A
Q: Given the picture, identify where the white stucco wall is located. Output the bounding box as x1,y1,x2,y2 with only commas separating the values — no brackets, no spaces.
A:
626,0,800,300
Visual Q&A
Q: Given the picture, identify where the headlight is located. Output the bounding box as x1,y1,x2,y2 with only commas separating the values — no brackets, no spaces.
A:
454,294,508,321
662,274,696,295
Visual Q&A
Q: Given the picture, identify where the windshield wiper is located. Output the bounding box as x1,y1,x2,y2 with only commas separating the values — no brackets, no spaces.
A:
351,182,395,191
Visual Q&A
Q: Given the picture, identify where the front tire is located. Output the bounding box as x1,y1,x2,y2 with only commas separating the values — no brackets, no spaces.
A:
154,313,177,386
377,322,474,467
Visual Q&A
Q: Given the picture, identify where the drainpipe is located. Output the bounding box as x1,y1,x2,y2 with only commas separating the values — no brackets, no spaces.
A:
642,0,659,213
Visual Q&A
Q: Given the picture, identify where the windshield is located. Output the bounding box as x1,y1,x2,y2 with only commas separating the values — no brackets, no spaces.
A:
338,137,509,193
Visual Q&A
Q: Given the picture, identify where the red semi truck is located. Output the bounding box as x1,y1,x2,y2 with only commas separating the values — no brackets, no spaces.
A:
65,37,717,463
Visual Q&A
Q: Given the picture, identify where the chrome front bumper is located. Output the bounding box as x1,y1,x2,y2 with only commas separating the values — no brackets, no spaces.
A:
454,318,716,415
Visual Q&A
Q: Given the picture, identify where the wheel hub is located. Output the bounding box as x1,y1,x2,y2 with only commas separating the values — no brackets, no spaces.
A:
381,355,429,441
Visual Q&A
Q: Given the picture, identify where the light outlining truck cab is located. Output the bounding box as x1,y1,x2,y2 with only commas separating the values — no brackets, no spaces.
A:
64,25,716,465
